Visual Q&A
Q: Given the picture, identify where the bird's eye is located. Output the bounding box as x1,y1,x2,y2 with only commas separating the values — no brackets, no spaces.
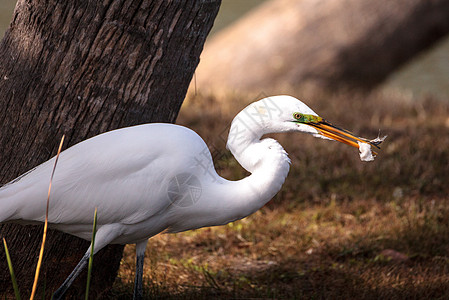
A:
293,112,302,120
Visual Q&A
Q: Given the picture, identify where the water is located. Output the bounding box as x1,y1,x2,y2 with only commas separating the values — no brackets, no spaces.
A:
1,0,448,99
381,35,449,100
209,0,268,35
0,0,15,37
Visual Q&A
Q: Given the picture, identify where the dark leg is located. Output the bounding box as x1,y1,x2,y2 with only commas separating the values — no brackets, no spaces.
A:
52,251,90,300
52,225,118,299
133,240,147,300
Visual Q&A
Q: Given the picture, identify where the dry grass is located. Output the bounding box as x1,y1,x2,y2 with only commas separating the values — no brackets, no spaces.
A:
111,90,449,299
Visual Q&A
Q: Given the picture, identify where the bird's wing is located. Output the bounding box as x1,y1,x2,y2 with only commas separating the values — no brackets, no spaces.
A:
2,124,208,227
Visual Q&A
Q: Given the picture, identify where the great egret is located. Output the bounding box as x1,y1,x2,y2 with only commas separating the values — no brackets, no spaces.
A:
0,95,383,299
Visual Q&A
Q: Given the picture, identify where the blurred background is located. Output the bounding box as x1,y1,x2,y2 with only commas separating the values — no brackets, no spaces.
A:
1,0,448,99
1,1,448,298
207,0,449,100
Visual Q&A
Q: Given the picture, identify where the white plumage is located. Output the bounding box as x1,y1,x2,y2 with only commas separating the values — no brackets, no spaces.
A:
0,95,381,299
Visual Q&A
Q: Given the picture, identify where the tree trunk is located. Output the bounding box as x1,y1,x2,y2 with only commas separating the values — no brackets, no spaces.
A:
195,0,449,93
0,0,221,298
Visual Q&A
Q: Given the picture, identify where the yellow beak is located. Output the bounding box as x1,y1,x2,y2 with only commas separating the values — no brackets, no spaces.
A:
308,120,381,150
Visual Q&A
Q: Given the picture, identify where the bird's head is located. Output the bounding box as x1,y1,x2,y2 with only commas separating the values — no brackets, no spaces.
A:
243,95,382,151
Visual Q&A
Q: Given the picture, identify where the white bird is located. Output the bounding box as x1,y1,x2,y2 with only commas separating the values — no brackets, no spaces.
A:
0,95,381,299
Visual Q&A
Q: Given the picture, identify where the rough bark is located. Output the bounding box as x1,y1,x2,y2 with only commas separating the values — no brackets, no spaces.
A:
195,0,449,94
0,0,221,298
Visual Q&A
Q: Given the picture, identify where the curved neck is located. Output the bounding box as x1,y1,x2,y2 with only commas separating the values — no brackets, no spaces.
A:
166,116,292,233
224,116,291,218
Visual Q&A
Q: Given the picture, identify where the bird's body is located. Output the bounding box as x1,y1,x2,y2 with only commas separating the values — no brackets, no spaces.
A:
0,122,289,243
0,95,382,299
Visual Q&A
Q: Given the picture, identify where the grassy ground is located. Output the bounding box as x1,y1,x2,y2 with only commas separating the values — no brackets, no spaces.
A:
111,91,449,299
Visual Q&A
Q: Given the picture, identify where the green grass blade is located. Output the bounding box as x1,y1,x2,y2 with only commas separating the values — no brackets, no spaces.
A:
3,238,21,300
41,278,46,300
85,207,98,300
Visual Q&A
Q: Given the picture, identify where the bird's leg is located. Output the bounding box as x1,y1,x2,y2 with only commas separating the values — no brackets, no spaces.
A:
133,240,148,300
52,250,90,300
52,225,119,299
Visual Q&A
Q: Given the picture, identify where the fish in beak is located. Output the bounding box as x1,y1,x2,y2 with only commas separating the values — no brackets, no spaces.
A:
292,112,386,161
